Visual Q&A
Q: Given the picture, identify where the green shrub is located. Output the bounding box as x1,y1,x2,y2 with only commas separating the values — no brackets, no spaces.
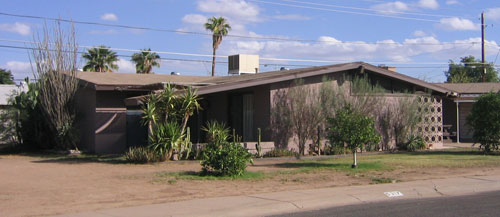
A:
263,148,297,158
200,121,253,176
323,144,351,155
468,92,500,153
403,135,426,152
125,146,162,163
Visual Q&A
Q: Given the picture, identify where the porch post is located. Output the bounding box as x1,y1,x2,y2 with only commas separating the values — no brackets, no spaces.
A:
456,101,460,144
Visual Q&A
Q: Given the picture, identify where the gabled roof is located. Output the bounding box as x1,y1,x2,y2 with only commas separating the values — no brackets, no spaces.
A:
76,72,215,89
434,83,500,94
194,62,452,95
123,62,454,106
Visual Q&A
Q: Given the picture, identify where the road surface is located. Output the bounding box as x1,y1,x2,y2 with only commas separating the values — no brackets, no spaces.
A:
271,190,500,217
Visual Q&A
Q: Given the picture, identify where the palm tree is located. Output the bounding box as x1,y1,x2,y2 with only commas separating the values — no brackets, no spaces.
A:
204,16,231,77
131,48,161,74
82,45,119,72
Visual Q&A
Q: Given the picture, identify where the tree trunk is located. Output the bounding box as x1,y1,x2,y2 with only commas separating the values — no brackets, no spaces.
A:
211,47,216,77
352,150,358,168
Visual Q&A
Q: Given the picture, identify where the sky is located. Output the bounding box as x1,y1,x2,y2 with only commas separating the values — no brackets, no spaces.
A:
1,0,499,82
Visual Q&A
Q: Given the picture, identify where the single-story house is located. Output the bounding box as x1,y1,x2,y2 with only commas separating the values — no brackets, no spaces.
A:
76,58,457,154
435,83,500,142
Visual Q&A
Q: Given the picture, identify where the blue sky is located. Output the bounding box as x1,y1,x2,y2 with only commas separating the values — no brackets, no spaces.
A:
1,0,499,82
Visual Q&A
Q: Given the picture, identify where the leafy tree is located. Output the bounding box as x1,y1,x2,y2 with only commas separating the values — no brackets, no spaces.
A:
82,45,119,72
467,92,500,153
328,105,380,168
131,48,160,74
204,16,231,77
445,56,498,83
0,68,15,84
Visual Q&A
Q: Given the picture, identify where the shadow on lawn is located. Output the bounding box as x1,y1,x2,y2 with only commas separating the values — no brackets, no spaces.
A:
30,154,127,164
0,144,127,164
401,149,500,156
270,162,345,169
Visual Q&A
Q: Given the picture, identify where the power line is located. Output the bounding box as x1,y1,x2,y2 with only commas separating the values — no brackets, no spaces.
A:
494,48,500,66
2,43,499,68
1,37,496,65
0,11,491,46
276,0,456,18
249,0,443,23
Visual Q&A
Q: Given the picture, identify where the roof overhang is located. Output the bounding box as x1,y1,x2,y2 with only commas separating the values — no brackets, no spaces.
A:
124,62,455,106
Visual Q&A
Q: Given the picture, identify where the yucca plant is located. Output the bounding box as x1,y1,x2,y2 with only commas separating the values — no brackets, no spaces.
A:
179,87,201,135
202,120,230,147
149,122,184,161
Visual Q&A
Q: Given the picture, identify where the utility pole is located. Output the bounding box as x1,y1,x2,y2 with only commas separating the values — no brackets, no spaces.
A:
481,12,486,82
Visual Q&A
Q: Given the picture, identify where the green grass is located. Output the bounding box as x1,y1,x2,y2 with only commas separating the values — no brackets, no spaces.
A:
370,177,397,184
267,148,500,176
152,149,500,183
154,171,267,182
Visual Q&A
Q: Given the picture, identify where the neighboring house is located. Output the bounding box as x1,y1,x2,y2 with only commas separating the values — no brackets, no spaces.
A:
436,83,500,142
76,60,455,154
0,84,25,144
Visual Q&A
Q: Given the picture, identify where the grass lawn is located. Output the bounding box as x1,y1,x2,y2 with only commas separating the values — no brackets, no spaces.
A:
153,148,500,183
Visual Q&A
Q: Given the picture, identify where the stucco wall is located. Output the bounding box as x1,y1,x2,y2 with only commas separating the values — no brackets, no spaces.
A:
77,88,151,154
75,85,96,152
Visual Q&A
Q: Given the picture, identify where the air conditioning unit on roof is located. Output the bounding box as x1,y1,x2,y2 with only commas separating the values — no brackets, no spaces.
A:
228,54,259,75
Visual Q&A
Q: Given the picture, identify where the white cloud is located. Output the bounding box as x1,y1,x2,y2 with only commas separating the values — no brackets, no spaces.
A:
182,14,208,25
6,61,31,71
438,17,479,31
273,14,311,21
413,30,427,37
180,0,263,37
371,1,409,14
418,0,439,9
116,59,135,73
217,35,499,67
3,61,32,80
446,0,459,5
197,0,261,23
485,8,500,21
0,22,31,36
100,13,118,21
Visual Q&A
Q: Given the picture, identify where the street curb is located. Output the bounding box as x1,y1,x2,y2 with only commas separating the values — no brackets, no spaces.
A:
59,175,500,217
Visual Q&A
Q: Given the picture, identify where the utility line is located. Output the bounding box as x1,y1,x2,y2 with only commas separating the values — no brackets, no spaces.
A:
249,0,443,22
0,11,490,46
1,38,496,65
2,43,499,67
276,0,456,18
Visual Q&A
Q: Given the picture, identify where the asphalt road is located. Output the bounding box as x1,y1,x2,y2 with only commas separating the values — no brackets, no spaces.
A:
270,191,500,217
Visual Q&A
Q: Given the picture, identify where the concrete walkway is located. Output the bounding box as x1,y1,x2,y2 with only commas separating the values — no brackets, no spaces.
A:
60,174,500,217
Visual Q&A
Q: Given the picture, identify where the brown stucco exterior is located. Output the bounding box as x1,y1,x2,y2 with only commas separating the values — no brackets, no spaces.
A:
76,62,459,154
75,81,154,153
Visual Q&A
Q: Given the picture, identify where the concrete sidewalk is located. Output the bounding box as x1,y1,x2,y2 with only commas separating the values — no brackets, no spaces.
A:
60,175,500,217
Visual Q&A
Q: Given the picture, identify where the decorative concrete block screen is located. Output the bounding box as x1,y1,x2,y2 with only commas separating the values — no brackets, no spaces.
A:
418,96,444,148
